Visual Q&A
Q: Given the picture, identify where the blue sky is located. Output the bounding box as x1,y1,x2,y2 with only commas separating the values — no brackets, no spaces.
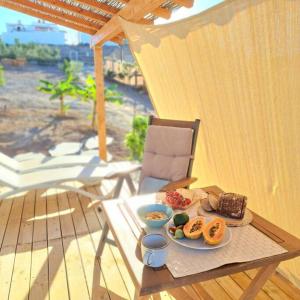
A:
0,0,222,43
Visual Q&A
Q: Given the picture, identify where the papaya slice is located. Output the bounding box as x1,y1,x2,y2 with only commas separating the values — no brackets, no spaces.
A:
203,217,226,245
183,216,205,239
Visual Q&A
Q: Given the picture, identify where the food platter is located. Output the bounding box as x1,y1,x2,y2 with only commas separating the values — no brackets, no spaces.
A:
166,218,232,250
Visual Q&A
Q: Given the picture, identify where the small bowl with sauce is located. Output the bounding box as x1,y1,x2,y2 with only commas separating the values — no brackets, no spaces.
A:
137,204,173,228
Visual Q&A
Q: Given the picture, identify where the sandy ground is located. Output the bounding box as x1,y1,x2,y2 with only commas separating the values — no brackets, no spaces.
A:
0,64,154,160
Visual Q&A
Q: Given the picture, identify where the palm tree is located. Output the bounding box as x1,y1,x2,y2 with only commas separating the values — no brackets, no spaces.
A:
37,76,78,116
77,75,123,129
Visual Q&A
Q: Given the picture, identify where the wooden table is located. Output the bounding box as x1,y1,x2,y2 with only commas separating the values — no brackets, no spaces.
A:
97,186,300,300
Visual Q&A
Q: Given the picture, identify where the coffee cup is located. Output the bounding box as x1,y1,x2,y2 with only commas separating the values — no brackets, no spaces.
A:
141,233,168,268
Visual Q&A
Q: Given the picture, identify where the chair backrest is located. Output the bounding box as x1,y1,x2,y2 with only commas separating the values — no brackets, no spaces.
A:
138,116,200,194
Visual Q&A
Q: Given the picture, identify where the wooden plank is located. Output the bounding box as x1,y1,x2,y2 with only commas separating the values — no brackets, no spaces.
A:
48,238,69,300
29,241,49,300
167,286,203,300
77,189,101,234
230,272,272,300
18,190,35,245
62,236,90,300
245,269,292,300
67,191,89,235
40,0,109,24
73,187,130,299
91,0,166,46
94,46,107,160
9,243,32,300
0,197,13,247
0,0,97,35
76,234,110,300
172,0,194,8
74,0,119,15
216,275,244,299
47,191,61,240
0,246,16,300
117,0,171,19
33,189,47,243
270,272,300,300
2,195,24,248
57,191,75,238
190,283,214,300
199,280,232,300
90,231,131,300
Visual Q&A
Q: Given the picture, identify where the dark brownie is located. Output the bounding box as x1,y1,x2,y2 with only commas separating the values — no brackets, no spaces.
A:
216,192,247,219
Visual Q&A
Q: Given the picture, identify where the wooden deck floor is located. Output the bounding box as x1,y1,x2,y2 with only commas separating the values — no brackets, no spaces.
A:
0,181,299,300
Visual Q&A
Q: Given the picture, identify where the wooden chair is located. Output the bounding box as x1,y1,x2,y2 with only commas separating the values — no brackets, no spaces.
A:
96,115,200,257
109,115,200,198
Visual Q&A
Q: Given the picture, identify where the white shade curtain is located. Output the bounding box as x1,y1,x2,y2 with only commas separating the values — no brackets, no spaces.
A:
120,0,300,285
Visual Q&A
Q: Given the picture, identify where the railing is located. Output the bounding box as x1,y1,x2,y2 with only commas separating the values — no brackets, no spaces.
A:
104,58,146,90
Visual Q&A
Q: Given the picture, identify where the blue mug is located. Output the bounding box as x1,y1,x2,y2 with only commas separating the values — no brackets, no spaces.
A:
141,234,168,268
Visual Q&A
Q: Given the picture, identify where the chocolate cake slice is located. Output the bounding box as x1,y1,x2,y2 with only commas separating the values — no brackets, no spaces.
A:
217,193,247,219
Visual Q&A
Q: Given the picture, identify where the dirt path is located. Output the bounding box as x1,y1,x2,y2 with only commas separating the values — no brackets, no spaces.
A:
0,64,154,160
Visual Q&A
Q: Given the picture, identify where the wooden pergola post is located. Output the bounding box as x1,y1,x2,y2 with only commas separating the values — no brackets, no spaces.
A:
93,46,107,161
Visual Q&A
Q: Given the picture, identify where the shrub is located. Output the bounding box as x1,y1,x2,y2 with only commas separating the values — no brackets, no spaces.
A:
105,69,116,80
0,64,5,87
59,59,83,80
125,115,148,161
0,39,61,64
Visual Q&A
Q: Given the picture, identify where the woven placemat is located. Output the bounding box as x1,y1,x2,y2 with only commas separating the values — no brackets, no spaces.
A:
197,205,253,226
124,195,287,279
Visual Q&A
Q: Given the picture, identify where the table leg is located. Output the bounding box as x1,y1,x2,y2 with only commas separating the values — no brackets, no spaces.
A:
96,222,109,258
239,263,279,300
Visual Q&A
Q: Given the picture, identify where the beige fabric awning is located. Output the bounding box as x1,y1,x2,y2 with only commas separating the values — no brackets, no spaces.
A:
120,0,300,285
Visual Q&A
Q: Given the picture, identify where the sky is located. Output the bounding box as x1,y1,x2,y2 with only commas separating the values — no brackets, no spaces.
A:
0,0,222,44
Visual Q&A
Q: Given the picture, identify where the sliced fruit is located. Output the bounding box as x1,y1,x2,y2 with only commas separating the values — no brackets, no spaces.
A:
173,213,189,227
174,229,184,239
203,217,226,245
183,216,205,239
165,191,192,209
168,226,177,235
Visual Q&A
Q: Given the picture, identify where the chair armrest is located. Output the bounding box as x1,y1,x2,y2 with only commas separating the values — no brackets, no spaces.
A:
159,177,197,192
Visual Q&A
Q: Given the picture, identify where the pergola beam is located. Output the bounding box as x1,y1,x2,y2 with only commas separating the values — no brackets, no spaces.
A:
172,0,194,8
40,0,109,24
117,0,171,19
10,0,100,31
0,0,97,34
91,0,166,46
94,46,107,161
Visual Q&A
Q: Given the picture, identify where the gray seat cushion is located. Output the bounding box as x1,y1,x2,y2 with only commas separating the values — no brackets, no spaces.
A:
139,176,170,194
140,125,194,183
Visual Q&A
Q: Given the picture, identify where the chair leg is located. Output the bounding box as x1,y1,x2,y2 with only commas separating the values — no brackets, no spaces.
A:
96,222,109,258
125,174,137,195
112,176,125,198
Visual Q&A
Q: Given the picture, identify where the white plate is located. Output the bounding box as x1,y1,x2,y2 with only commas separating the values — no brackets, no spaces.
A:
166,218,232,250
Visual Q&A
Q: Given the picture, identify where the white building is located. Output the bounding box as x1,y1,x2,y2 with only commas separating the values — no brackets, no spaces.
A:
1,20,66,45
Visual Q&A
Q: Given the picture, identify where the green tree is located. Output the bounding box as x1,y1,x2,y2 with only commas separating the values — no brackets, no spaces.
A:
125,115,148,161
77,75,123,129
37,76,78,116
59,59,83,81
